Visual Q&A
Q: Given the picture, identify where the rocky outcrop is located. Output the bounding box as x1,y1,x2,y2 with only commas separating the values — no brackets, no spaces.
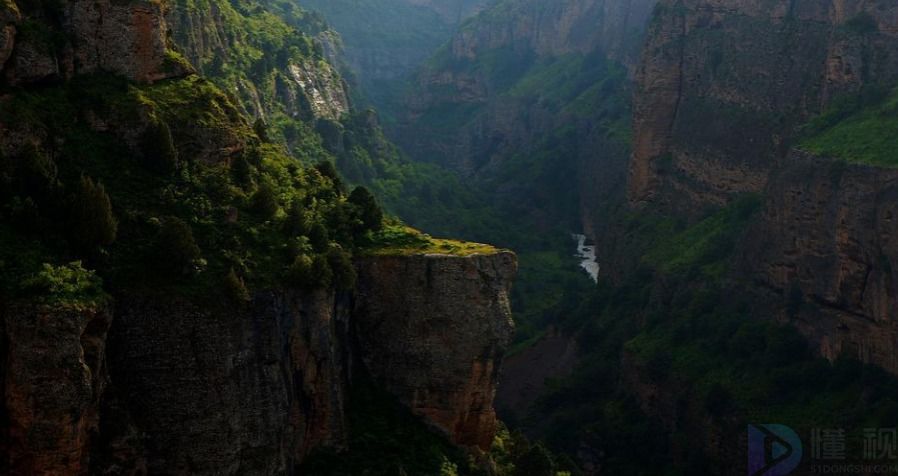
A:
287,60,349,120
353,252,516,450
740,151,898,373
1,303,113,476
2,0,188,85
628,0,898,209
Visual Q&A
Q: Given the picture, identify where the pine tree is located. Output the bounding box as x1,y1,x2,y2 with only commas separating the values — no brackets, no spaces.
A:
70,175,117,251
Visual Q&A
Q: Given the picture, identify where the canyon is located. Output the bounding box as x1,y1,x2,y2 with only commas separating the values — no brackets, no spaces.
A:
3,0,898,474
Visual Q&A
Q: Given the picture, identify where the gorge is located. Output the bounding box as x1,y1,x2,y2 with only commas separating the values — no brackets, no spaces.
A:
3,0,898,474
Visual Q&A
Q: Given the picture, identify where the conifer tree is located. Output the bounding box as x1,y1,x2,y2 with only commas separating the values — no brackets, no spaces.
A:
70,175,117,251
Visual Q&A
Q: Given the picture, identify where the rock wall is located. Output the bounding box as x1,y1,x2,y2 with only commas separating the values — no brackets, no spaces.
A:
1,303,113,476
0,252,517,474
353,252,517,450
628,0,898,209
740,151,898,373
622,0,898,374
1,0,188,86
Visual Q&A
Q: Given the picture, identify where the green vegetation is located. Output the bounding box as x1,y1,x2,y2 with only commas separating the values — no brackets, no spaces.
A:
644,194,760,279
21,261,108,309
528,198,898,473
799,86,898,166
362,223,500,256
0,72,385,306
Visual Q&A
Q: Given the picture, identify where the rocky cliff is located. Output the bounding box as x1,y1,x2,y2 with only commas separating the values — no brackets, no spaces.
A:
1,303,112,475
628,0,898,209
623,0,898,373
354,253,516,450
1,0,189,85
1,254,516,475
741,151,898,373
166,0,349,124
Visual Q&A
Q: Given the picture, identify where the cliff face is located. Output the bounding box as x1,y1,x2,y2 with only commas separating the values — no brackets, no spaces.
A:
166,0,349,122
96,291,350,475
1,252,516,475
1,0,189,85
354,253,516,450
628,0,898,208
445,0,656,66
741,152,898,372
623,0,898,373
1,304,112,475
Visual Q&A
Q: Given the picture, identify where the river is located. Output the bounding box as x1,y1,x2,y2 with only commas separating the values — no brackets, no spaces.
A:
572,234,599,282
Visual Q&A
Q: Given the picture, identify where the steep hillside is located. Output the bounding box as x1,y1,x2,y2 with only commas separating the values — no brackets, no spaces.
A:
0,0,524,474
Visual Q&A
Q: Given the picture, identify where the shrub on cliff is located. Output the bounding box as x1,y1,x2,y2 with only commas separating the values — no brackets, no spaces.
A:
16,143,58,201
21,261,107,308
253,118,270,143
284,200,311,236
69,175,117,252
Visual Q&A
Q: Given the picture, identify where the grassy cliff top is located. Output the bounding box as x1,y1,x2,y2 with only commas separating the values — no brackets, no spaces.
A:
361,224,502,257
799,86,898,167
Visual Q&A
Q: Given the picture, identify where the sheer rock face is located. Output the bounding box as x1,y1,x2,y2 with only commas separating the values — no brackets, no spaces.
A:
622,0,898,374
628,0,898,209
1,0,188,85
0,253,517,474
353,252,517,450
1,304,113,476
96,291,351,475
740,152,898,373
